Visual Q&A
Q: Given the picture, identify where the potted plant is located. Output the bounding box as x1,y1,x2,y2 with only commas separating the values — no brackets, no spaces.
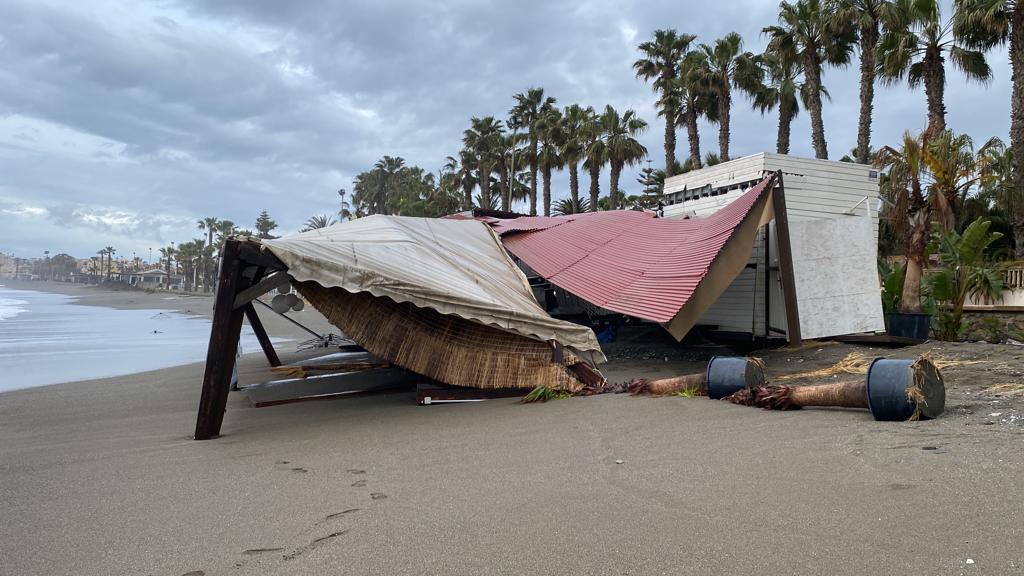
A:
875,130,977,340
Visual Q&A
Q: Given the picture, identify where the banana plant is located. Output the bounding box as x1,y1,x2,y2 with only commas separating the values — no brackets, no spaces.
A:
925,217,1005,340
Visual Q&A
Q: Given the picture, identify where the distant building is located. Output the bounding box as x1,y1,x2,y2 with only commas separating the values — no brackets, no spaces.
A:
0,253,13,278
125,268,182,289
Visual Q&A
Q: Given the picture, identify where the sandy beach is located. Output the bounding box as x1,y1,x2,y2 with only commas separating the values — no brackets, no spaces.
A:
2,283,1024,575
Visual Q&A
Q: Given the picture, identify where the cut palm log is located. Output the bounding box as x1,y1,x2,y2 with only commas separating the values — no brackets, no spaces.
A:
627,356,767,398
726,356,945,421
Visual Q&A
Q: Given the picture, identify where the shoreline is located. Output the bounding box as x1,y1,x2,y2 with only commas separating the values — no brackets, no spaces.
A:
0,280,335,395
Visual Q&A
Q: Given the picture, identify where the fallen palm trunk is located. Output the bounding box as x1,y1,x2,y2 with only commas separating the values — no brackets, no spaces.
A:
726,356,946,421
627,356,768,398
527,356,767,402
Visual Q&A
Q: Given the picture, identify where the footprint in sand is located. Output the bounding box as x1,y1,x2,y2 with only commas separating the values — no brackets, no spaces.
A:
243,548,285,555
347,469,366,474
370,492,387,500
291,467,308,473
351,479,367,487
325,508,360,521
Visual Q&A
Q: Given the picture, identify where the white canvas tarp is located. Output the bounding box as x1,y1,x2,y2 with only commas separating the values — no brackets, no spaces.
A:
261,215,604,362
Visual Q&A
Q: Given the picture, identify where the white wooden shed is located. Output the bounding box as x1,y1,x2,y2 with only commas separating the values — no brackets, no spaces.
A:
661,153,885,341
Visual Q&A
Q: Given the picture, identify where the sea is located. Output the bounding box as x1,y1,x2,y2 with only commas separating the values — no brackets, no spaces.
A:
0,285,279,393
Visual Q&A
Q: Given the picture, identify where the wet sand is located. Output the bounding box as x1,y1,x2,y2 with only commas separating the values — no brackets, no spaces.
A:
1,283,1023,575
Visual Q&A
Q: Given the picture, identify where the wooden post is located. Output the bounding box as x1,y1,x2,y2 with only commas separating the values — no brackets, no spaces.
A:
243,303,281,367
771,171,802,346
194,239,247,440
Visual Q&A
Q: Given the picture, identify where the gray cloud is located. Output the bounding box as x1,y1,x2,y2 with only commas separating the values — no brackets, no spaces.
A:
0,0,1012,259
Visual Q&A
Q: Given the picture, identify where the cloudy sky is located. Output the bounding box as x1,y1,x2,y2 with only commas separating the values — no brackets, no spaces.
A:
0,0,1011,260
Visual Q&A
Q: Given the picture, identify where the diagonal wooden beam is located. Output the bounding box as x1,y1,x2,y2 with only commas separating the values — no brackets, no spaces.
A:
243,303,281,368
233,271,290,310
195,239,249,440
771,170,802,346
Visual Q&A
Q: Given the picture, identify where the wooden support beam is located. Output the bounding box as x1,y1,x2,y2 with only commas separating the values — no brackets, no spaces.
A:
237,240,286,270
771,170,802,346
243,303,281,367
233,271,290,310
195,239,249,440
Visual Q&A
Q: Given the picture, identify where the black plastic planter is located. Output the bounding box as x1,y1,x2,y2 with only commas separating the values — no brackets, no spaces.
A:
706,356,766,400
886,312,931,341
866,358,946,421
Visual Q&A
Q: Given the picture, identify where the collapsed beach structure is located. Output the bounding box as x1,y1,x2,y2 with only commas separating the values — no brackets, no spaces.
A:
194,167,887,438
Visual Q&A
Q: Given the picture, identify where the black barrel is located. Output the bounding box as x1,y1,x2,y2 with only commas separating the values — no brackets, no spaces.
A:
866,357,946,421
706,356,765,400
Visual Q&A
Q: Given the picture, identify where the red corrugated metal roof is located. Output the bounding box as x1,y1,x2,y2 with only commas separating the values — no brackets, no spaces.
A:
492,176,774,323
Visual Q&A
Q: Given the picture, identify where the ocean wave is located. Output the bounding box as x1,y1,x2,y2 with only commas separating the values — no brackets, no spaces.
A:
0,297,29,321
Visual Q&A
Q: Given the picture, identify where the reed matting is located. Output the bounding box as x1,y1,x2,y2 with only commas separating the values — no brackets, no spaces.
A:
296,282,592,391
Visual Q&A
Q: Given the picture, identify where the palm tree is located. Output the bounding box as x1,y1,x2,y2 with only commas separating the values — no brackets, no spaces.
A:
600,105,648,210
582,107,606,212
215,220,236,246
510,88,557,215
458,149,477,210
633,29,697,176
926,129,978,229
699,32,763,161
560,104,590,210
753,52,805,154
837,0,894,163
875,129,977,312
96,249,105,281
158,245,175,290
552,197,593,215
977,137,1024,258
493,132,520,211
302,214,336,231
103,246,115,280
953,0,1024,221
765,0,857,159
196,217,219,292
536,108,564,216
463,116,504,210
877,0,992,137
676,51,717,169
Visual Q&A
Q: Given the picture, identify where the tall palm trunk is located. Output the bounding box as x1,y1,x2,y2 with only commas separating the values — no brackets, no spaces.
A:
568,162,580,207
923,46,946,137
499,164,511,211
901,209,929,313
803,50,829,159
717,82,732,161
205,229,214,292
529,138,539,215
777,99,793,154
542,165,552,216
1014,217,1024,261
685,105,702,168
609,161,622,210
478,161,490,208
462,177,473,210
588,164,600,212
1010,5,1024,250
856,24,878,164
663,106,677,176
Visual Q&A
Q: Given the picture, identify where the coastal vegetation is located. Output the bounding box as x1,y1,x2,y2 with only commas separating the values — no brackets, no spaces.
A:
44,0,1024,302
